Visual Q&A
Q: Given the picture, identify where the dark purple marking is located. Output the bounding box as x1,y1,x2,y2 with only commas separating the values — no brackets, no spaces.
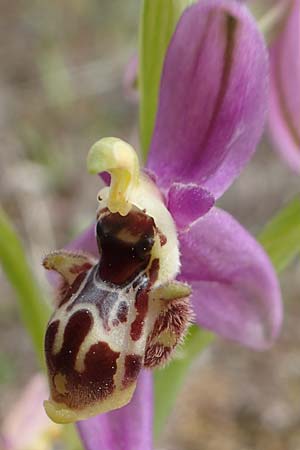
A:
117,301,129,323
96,207,155,285
199,14,238,153
100,171,111,186
122,354,142,387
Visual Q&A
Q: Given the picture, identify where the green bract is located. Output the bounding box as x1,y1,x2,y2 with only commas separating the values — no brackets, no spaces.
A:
139,0,195,158
259,196,300,272
0,207,50,364
154,325,213,437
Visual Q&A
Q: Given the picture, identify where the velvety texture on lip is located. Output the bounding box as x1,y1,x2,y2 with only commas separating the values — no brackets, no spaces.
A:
269,0,300,173
147,0,268,198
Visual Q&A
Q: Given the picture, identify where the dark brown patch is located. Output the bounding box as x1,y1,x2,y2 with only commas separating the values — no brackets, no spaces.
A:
46,309,93,373
45,308,121,410
117,301,129,323
149,258,160,284
122,354,142,387
70,262,93,275
158,230,167,247
96,207,155,285
129,259,159,341
130,286,149,341
44,320,59,356
59,272,87,307
83,341,120,397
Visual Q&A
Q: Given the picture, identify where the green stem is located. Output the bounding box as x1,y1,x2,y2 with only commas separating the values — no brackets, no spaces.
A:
154,326,213,438
0,207,51,365
258,196,300,272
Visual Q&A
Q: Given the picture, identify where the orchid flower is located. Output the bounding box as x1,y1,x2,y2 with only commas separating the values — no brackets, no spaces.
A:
41,0,282,448
268,0,300,173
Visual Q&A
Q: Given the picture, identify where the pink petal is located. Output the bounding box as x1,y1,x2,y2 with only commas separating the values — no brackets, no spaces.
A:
168,183,214,229
179,208,282,349
77,370,153,450
268,0,300,173
66,223,98,257
1,374,61,450
147,0,268,198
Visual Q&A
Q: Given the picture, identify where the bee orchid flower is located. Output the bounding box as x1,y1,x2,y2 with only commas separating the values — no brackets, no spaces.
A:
42,1,282,449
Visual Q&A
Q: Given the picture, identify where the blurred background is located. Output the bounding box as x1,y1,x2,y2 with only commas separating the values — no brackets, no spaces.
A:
0,1,299,449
